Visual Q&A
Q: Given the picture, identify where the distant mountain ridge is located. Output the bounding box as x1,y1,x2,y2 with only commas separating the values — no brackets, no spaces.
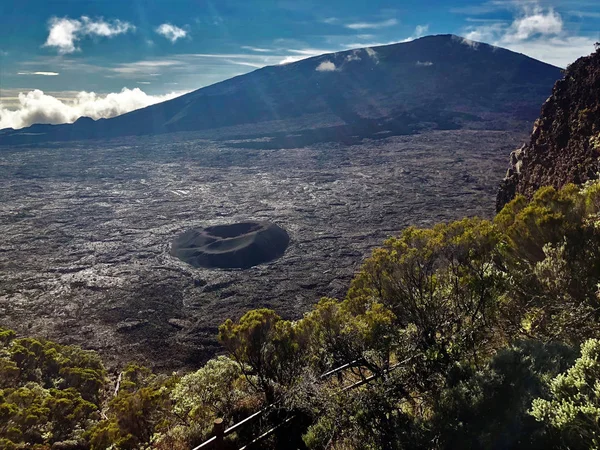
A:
0,35,563,146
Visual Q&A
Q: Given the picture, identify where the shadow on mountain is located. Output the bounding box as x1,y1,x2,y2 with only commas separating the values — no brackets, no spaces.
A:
0,34,563,147
224,108,482,149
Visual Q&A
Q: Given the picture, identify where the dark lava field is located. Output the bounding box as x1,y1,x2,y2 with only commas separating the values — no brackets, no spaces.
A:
0,129,523,370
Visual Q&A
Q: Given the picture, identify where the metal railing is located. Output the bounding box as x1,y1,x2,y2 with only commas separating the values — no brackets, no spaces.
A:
191,405,275,450
191,354,419,450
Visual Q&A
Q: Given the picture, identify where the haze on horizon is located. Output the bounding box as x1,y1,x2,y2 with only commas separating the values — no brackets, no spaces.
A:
1,0,598,130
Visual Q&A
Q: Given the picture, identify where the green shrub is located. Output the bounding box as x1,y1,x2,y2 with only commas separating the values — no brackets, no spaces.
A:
531,338,600,449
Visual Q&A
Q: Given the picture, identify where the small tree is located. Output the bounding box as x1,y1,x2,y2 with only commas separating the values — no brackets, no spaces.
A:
347,217,504,379
496,183,600,344
219,309,308,402
88,364,174,450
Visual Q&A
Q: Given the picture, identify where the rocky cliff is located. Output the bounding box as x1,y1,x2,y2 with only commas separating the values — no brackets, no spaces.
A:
497,45,600,211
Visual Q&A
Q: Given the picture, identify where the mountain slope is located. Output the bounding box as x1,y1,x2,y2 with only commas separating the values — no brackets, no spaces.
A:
0,35,563,146
497,46,600,211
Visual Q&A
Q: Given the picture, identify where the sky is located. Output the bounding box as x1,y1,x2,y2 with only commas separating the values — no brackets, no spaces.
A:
1,0,599,129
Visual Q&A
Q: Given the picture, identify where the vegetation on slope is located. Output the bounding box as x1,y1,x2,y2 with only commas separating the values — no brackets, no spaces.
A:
3,180,600,449
0,330,105,449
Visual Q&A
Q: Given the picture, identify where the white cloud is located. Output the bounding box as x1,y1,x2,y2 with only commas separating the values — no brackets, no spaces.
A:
450,3,505,15
225,59,264,68
17,71,59,76
279,48,333,65
343,25,429,49
497,35,597,68
567,10,600,19
416,61,433,66
241,46,271,52
414,25,429,37
43,16,135,54
343,40,397,48
155,23,187,43
279,55,304,65
0,88,185,130
288,48,335,56
346,18,398,30
401,24,430,42
44,17,81,54
455,34,482,49
110,59,182,76
462,5,598,67
505,7,563,42
81,16,134,37
111,50,319,70
316,60,336,72
464,23,504,43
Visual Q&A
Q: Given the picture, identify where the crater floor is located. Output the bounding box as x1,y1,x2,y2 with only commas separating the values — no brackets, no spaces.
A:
0,129,521,370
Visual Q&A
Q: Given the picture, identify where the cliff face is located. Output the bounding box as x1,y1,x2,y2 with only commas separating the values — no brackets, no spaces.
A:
497,46,600,211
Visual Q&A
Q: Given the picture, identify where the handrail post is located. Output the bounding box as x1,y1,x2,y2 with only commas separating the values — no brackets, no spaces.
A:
213,418,225,450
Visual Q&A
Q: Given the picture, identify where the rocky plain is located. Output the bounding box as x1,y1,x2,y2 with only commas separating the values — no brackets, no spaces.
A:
0,129,524,370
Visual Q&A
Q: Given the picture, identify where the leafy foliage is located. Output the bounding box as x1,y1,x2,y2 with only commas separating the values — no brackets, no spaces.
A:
531,338,600,449
219,308,310,402
87,364,175,450
435,340,576,449
496,183,600,343
163,355,259,448
0,328,105,448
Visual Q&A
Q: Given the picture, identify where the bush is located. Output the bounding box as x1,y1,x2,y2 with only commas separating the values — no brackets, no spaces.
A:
531,338,600,449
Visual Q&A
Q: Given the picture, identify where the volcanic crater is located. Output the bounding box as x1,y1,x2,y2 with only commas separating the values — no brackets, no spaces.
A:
170,221,290,269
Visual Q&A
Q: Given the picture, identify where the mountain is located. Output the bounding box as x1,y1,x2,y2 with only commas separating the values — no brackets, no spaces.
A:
497,46,600,211
0,34,563,146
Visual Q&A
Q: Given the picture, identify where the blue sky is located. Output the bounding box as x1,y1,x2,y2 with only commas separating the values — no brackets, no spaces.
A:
1,0,599,129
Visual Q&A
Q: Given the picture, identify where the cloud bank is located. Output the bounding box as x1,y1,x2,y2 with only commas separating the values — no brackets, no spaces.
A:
463,6,597,67
0,88,184,130
44,16,135,54
155,24,188,43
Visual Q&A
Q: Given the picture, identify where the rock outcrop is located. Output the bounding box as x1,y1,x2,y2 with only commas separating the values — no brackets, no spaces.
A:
497,46,600,211
170,222,290,269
